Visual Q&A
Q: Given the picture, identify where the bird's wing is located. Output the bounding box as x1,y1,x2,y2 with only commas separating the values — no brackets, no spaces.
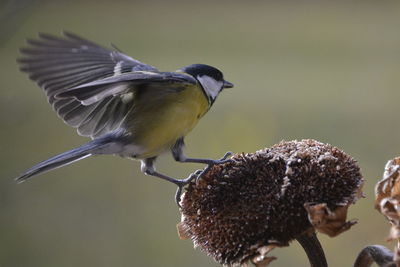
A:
18,32,197,138
18,31,158,104
54,71,197,138
56,71,197,106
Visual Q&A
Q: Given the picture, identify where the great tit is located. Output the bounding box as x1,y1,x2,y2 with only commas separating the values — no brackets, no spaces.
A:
16,32,233,204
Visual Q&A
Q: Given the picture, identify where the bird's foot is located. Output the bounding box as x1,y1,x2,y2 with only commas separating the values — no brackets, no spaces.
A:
175,152,233,207
194,151,233,183
207,151,233,165
175,169,203,207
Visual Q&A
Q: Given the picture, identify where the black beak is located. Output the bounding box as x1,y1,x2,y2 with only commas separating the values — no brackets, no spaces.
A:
223,80,234,89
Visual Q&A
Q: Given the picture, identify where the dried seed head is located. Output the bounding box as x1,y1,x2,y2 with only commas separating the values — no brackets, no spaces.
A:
178,139,364,266
375,157,400,265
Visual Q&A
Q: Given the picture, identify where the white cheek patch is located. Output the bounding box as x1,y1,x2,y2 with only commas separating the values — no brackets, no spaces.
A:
197,75,223,101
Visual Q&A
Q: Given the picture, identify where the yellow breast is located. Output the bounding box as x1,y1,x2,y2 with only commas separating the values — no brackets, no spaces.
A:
126,84,209,159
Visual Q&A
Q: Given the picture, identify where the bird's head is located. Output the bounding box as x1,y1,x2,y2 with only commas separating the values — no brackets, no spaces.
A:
180,64,233,105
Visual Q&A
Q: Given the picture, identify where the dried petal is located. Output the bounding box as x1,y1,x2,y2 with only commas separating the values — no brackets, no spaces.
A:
373,157,400,265
375,157,400,208
177,221,191,240
250,245,277,267
375,158,400,240
304,203,357,237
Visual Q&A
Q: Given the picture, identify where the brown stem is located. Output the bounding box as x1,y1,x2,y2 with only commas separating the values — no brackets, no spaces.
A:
353,245,395,267
296,232,328,267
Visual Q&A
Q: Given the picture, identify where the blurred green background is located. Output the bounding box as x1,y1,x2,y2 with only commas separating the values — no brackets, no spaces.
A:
1,0,400,266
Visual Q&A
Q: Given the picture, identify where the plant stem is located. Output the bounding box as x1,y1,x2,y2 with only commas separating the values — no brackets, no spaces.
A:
353,245,395,267
296,232,328,267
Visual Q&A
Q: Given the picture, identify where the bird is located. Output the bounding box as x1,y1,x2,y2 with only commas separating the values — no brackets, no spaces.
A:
16,32,233,204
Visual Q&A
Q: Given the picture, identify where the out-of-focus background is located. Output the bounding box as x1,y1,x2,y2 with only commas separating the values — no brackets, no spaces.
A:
1,0,399,266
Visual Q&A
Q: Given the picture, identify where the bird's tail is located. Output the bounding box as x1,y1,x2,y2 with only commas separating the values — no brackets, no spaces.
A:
15,140,111,183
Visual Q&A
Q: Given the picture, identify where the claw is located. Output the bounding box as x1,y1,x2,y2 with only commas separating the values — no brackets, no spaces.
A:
219,151,233,162
209,151,234,165
175,171,202,207
222,151,234,160
195,165,211,183
175,185,184,208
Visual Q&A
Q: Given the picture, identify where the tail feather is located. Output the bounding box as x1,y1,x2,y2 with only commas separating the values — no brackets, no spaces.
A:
15,141,106,183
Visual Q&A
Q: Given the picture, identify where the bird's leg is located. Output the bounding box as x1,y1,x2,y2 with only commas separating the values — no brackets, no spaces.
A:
141,157,201,206
177,151,233,165
141,139,233,206
172,138,233,166
172,138,233,183
141,157,182,185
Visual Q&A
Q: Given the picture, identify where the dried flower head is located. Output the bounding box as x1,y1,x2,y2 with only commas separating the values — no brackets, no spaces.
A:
375,157,400,265
178,139,364,266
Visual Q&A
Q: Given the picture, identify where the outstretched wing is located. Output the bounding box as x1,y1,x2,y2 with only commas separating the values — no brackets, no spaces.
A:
18,32,197,138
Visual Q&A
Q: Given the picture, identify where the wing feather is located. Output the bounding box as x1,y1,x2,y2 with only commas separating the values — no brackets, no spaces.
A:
62,102,99,127
18,32,197,138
